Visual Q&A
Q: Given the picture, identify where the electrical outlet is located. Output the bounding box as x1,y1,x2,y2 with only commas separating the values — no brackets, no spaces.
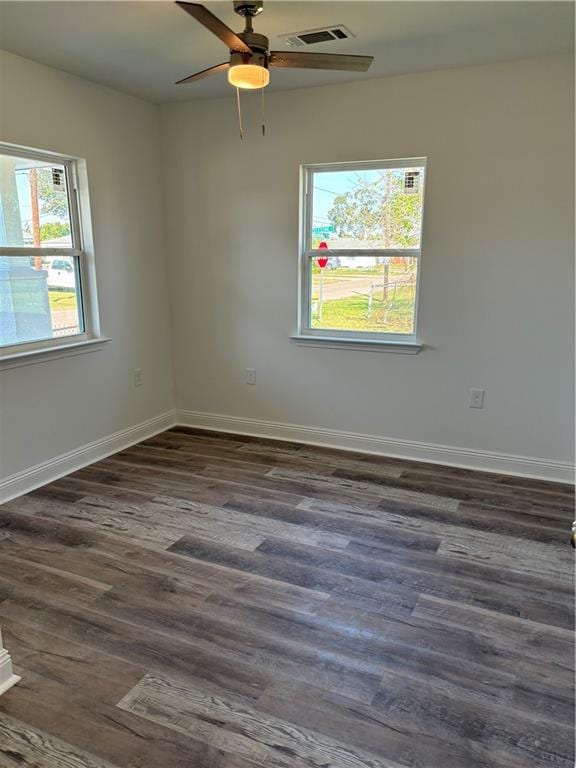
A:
133,368,143,387
469,388,485,409
246,368,256,385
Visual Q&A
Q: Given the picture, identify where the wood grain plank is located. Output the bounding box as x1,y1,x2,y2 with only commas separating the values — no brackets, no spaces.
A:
346,540,572,604
225,495,442,552
118,671,408,768
0,551,110,607
75,461,306,506
0,713,121,768
300,497,574,582
255,537,574,628
168,534,418,617
269,467,460,510
152,493,351,551
91,586,381,705
202,591,517,705
0,672,256,768
371,669,574,767
368,500,569,542
398,467,575,505
0,594,272,701
331,467,574,514
205,588,572,710
437,534,572,581
2,616,144,702
258,680,529,768
78,494,265,551
0,525,219,601
1,495,184,550
413,594,574,651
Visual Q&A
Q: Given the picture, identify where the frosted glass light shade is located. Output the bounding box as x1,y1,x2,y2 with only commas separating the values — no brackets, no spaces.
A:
228,64,270,89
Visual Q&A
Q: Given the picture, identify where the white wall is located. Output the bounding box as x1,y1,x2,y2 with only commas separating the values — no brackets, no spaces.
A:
0,51,174,481
161,55,574,477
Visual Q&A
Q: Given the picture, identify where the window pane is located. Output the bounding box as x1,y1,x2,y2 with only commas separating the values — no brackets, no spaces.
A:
0,152,73,248
311,165,424,250
0,255,83,347
310,256,417,335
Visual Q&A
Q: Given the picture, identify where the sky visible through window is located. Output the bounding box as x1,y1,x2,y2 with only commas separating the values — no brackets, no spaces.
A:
16,172,33,226
313,170,381,230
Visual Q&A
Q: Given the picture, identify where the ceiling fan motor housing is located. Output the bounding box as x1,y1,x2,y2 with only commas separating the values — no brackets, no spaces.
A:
233,1,263,18
230,49,267,70
237,30,269,54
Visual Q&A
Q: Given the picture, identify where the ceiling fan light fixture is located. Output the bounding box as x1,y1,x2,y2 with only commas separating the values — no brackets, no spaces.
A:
174,1,374,97
228,62,270,89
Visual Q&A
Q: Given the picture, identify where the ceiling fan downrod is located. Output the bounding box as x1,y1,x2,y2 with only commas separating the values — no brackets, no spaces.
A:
233,1,264,21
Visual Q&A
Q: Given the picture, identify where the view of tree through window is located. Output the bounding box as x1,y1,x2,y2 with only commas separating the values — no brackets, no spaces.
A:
304,161,425,338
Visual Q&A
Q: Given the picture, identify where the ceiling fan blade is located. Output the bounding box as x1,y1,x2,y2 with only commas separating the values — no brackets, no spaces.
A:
176,2,252,53
269,51,373,72
175,62,230,85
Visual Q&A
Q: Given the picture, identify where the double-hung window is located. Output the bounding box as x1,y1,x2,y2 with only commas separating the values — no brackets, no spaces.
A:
0,144,99,360
298,158,426,349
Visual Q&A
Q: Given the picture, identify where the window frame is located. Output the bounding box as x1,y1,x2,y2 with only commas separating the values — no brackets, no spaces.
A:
0,143,103,362
296,157,426,351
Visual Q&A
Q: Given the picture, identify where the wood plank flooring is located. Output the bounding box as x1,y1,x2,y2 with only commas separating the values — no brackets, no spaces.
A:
0,427,574,768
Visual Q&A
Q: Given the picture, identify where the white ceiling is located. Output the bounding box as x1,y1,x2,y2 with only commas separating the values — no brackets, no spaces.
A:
0,1,573,103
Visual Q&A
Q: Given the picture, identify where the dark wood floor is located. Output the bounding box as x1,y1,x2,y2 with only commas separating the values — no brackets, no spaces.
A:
0,427,574,768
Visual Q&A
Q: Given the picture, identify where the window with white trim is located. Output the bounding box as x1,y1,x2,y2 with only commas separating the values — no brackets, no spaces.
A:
298,158,426,346
0,144,97,355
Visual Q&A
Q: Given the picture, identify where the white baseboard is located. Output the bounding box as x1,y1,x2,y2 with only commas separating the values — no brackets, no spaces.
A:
1,407,572,503
0,647,20,698
0,411,176,504
176,409,574,485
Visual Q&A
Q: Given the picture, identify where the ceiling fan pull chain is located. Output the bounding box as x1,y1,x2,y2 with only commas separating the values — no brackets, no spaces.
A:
236,86,244,140
261,87,266,137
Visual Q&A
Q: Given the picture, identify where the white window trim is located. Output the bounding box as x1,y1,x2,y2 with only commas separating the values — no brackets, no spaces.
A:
0,336,111,370
0,143,104,365
296,157,426,351
289,334,421,353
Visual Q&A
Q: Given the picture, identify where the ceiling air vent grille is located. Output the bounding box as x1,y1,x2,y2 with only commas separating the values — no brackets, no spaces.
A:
278,25,354,48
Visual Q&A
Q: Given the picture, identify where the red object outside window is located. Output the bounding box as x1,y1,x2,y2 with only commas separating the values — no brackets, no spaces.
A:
317,241,329,268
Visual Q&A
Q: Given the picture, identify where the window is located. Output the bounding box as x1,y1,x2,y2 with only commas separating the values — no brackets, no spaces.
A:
0,144,99,358
298,158,426,348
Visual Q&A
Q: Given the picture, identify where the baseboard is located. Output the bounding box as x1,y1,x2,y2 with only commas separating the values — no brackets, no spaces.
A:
176,409,574,485
0,411,176,503
2,407,572,502
0,649,20,698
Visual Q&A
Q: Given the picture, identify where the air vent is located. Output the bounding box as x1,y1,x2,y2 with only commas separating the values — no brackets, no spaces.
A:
278,25,354,48
51,168,65,190
404,171,421,194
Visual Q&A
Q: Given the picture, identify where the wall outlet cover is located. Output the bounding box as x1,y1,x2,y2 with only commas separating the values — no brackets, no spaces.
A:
469,388,485,409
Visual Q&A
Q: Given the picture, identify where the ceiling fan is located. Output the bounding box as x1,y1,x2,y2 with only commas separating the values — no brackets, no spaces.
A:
175,0,374,90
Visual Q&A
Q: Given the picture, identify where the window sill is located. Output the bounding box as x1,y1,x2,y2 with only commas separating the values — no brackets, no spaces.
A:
0,337,111,370
290,335,423,354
